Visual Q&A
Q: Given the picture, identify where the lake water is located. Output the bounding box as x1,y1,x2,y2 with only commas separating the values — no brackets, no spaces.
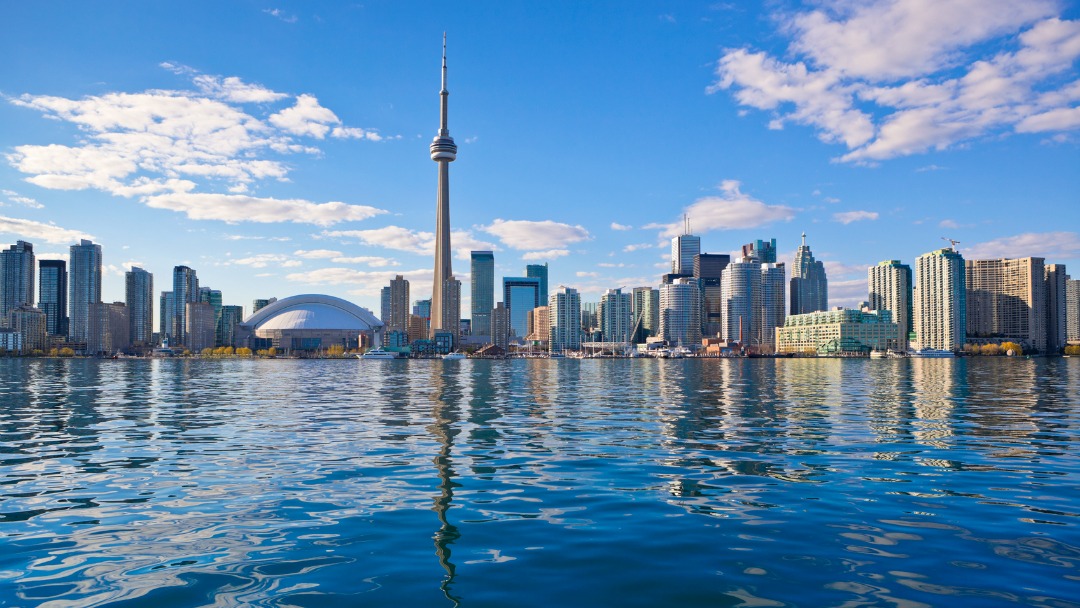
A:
1,357,1078,607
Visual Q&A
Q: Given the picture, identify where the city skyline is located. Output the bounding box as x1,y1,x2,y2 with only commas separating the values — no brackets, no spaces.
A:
1,2,1078,318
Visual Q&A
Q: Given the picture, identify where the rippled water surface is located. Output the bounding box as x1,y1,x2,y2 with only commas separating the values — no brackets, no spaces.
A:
1,357,1078,607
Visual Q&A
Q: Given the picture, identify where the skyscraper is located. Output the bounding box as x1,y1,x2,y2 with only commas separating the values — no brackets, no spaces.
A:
599,288,632,343
721,257,786,352
172,266,198,346
471,251,494,338
218,305,244,348
1066,276,1079,343
671,221,701,275
549,286,581,353
38,259,68,337
125,266,154,346
868,260,913,349
1,241,35,326
441,275,462,345
430,34,458,338
742,238,777,263
695,253,729,337
160,292,174,344
503,277,540,340
386,275,410,333
660,278,702,347
915,247,966,351
631,286,658,343
69,239,102,345
526,263,549,307
1046,264,1068,354
790,233,828,315
966,257,1047,352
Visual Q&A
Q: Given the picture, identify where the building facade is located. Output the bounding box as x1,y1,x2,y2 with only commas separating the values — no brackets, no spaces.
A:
1066,277,1079,343
503,277,540,341
88,301,129,355
1,241,35,327
549,286,581,353
868,260,913,349
187,302,217,352
125,266,154,346
471,251,494,338
742,238,777,263
490,302,509,350
631,287,658,343
526,263,549,308
660,278,702,347
386,275,410,333
69,239,102,346
1046,264,1068,353
965,257,1047,351
721,258,786,353
789,233,828,315
671,232,701,275
7,305,47,353
171,265,198,346
441,275,462,346
599,288,632,344
38,259,68,338
776,308,899,354
915,248,966,351
218,305,244,348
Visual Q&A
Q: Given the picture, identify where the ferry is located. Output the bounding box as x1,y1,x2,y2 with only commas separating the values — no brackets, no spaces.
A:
358,348,400,360
910,348,955,358
441,352,466,360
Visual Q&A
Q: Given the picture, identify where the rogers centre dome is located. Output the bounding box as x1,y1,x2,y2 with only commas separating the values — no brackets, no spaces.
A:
234,294,383,351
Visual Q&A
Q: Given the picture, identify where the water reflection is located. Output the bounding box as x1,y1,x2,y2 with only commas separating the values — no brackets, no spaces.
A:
425,361,464,606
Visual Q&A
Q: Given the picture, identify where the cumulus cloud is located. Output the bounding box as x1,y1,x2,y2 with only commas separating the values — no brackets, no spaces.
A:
293,249,343,259
143,193,386,225
645,180,795,238
6,65,386,224
712,0,1080,162
522,249,570,261
285,267,432,297
610,222,633,231
1,189,44,209
829,278,870,309
330,256,398,267
320,225,498,260
963,231,1080,260
833,210,879,224
0,215,93,244
229,254,303,268
481,219,590,251
623,243,655,252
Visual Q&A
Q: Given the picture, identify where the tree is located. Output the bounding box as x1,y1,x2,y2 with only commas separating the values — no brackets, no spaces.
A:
327,344,345,357
1000,342,1023,356
1065,345,1080,356
59,347,75,357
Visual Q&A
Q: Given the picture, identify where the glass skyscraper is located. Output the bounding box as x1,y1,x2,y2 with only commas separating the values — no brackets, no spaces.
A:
172,266,198,346
38,259,68,337
1,241,35,326
471,251,494,338
125,266,154,346
503,277,540,340
526,263,549,307
69,239,102,344
790,233,828,315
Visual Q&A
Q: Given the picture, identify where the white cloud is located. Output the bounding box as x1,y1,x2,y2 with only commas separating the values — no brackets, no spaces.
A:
285,267,432,297
576,271,600,278
144,193,386,226
833,210,879,224
645,180,795,238
522,249,570,261
192,74,288,103
0,215,93,244
1,189,44,209
330,256,398,267
319,225,498,260
229,254,303,268
269,94,340,139
293,248,343,259
963,231,1080,260
829,278,870,309
713,1,1080,162
939,219,960,229
481,219,590,250
610,222,633,231
598,262,628,268
623,243,655,252
263,8,298,23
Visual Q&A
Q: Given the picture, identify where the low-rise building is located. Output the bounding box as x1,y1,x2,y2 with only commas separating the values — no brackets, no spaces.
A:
776,308,900,355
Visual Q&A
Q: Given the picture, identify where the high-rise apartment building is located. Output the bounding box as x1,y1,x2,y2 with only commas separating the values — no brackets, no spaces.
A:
671,229,701,275
965,257,1047,351
720,258,786,352
915,248,966,351
384,275,410,333
38,259,68,337
68,239,102,345
218,305,244,348
471,251,494,338
599,288,632,344
125,267,154,346
660,278,702,347
790,233,828,315
1066,277,1079,343
253,298,276,315
88,301,129,355
526,306,549,342
526,263,549,307
549,286,581,353
441,275,462,346
695,253,729,337
171,266,198,345
503,277,541,341
1046,264,1068,353
742,238,777,263
1,241,35,326
8,305,46,353
490,302,509,350
631,287,659,343
186,302,216,352
868,260,913,349
160,292,174,344
199,287,223,335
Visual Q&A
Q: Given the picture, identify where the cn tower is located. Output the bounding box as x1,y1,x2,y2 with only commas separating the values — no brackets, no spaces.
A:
430,33,457,338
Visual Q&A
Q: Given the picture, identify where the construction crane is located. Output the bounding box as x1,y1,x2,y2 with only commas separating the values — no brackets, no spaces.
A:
941,237,960,251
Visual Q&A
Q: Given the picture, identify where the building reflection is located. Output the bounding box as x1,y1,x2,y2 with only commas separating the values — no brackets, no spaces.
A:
426,361,465,607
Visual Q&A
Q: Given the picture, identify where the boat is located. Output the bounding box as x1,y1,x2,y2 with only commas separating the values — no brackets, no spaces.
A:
442,352,466,360
869,350,886,358
358,348,400,360
910,348,955,358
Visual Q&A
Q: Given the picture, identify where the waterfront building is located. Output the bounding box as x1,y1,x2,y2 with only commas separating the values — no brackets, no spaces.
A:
171,265,199,346
407,313,429,344
430,35,458,339
868,260,913,349
160,292,174,344
776,308,899,355
503,277,541,341
742,238,777,263
253,298,276,314
599,288,633,344
581,301,599,339
0,241,35,327
915,247,966,351
789,233,828,315
471,251,494,338
69,239,102,346
414,299,432,320
187,302,217,352
38,259,68,337
88,301,129,355
125,267,154,346
385,275,410,333
526,263,549,307
1066,276,1079,342
199,287,223,341
441,275,462,346
721,257,786,353
549,286,581,353
631,287,658,343
526,305,550,345
7,305,46,353
380,286,391,325
671,226,701,275
660,278,702,347
234,294,383,352
965,257,1047,351
695,253,729,337
0,328,20,352
218,305,244,348
1046,264,1068,353
490,302,509,350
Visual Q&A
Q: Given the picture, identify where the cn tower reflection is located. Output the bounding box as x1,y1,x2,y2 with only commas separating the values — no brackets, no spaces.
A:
426,360,466,607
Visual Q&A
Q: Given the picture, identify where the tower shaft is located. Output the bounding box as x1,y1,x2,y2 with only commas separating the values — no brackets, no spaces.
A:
430,34,457,338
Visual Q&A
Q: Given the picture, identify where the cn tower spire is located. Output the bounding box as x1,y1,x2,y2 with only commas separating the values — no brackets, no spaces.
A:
430,33,458,340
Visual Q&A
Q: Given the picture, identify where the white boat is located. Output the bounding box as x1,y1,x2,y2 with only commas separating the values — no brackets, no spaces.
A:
869,350,887,358
910,348,955,358
359,348,399,359
442,352,466,360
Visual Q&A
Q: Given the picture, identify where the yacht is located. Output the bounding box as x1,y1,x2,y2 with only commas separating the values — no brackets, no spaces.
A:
359,348,399,360
442,352,466,360
910,348,955,358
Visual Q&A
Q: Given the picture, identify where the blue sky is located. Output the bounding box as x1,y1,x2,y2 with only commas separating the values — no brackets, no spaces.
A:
2,1,1078,322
